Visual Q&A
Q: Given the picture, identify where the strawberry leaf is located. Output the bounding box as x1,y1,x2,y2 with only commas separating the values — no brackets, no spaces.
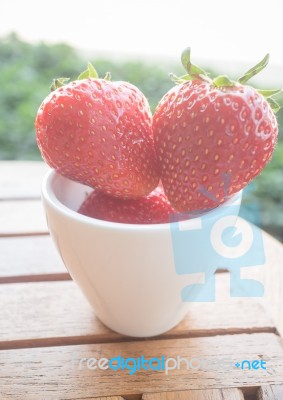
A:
104,72,111,80
50,77,70,92
267,97,280,113
257,89,282,97
88,62,99,78
238,54,269,85
213,75,236,88
169,73,194,84
77,69,89,80
78,62,99,80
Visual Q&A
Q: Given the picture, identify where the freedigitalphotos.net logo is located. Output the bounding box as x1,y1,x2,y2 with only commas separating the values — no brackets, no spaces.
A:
170,177,265,302
72,354,268,375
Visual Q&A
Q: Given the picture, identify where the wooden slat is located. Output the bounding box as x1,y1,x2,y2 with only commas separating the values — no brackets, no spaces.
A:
143,388,245,400
260,233,283,337
0,199,48,236
238,230,283,337
0,274,275,349
258,385,283,399
0,280,116,349
0,235,68,282
169,271,274,336
0,333,282,399
0,161,49,199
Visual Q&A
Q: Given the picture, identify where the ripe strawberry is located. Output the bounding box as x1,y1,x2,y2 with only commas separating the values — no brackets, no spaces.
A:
35,64,159,199
153,49,280,212
78,184,176,224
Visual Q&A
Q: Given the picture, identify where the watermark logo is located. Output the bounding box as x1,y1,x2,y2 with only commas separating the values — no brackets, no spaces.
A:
235,359,267,370
170,179,265,302
72,354,268,375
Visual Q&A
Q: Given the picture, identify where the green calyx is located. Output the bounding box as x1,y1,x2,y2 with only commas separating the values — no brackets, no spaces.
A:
171,47,282,113
77,62,99,80
50,77,70,91
50,62,111,92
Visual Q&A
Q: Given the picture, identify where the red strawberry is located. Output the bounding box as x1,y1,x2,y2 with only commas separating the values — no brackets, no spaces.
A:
35,64,159,199
78,184,176,224
153,49,279,212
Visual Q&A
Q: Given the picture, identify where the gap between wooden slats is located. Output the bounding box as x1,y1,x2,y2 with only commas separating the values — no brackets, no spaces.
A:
258,385,283,399
142,388,245,400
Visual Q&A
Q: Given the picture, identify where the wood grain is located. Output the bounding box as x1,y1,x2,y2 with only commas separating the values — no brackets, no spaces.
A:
143,388,245,400
0,333,282,399
0,161,49,199
258,385,283,399
0,274,275,349
261,233,283,337
92,398,125,400
168,272,274,337
0,235,68,282
0,200,48,236
238,230,283,337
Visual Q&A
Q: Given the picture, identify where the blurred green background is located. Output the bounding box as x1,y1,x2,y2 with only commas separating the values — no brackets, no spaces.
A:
1,33,282,241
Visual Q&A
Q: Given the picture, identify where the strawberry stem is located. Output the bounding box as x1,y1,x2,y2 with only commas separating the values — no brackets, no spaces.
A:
181,47,208,78
170,48,211,84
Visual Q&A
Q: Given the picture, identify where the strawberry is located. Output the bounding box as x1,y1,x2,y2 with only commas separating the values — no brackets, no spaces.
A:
78,184,176,224
35,64,159,199
153,49,280,212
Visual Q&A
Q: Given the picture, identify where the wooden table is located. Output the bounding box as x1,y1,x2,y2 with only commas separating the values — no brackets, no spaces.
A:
1,161,283,400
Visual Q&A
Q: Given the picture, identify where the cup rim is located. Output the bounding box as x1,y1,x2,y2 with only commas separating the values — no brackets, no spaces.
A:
42,169,242,232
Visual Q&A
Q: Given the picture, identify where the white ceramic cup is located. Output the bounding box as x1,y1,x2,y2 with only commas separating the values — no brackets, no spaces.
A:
42,170,242,337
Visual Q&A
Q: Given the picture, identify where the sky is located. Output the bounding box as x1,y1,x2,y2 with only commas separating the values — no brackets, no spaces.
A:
1,0,283,85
